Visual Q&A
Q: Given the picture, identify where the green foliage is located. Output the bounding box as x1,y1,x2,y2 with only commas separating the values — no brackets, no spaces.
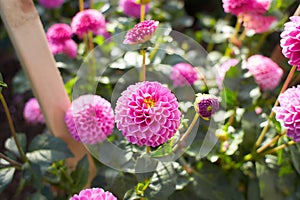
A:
71,155,89,192
0,166,15,193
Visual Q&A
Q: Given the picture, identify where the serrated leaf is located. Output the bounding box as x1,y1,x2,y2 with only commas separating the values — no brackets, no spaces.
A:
71,155,89,192
5,133,27,157
0,167,15,193
28,134,73,158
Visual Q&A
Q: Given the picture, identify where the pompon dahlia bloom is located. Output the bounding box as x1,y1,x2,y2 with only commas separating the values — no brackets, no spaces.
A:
194,93,219,120
280,16,300,69
23,98,45,124
241,13,276,34
70,188,117,200
64,95,114,144
115,81,181,147
246,55,283,91
170,63,198,87
39,0,64,9
46,23,78,58
273,85,300,142
216,59,239,89
71,9,106,38
123,20,159,44
222,0,271,16
119,0,150,18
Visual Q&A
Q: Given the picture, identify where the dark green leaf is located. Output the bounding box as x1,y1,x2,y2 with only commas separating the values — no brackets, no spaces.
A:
12,70,31,94
0,80,7,88
27,192,48,200
289,144,300,175
71,155,89,192
0,166,15,193
5,133,27,157
22,162,43,190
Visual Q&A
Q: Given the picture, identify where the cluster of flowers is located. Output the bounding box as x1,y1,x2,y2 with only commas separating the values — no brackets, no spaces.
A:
222,0,276,34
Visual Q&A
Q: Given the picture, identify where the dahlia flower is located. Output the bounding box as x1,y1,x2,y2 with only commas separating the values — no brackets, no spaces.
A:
123,20,159,44
273,85,300,142
39,0,64,9
70,188,117,200
64,94,114,144
115,81,181,147
71,9,106,38
280,16,300,69
246,55,283,91
216,59,239,89
241,13,276,34
170,63,198,87
23,98,45,124
119,0,150,18
222,0,271,16
46,23,78,58
194,93,219,120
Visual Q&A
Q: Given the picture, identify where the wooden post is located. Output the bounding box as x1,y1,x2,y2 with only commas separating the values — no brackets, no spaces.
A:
0,0,96,185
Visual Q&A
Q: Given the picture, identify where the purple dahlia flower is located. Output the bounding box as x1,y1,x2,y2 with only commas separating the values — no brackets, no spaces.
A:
119,0,150,18
273,85,300,142
194,93,219,120
280,16,300,69
64,94,114,144
170,63,198,87
70,188,117,200
71,9,106,38
246,55,283,91
216,59,239,89
123,20,159,45
23,98,45,124
39,0,64,9
115,81,181,147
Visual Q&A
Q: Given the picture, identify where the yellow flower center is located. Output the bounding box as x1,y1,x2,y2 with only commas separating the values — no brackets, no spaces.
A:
207,105,212,112
144,97,155,108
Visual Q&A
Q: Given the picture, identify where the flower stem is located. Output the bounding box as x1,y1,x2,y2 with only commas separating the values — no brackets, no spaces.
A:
140,4,146,22
140,49,147,81
260,141,295,157
256,131,286,154
0,152,22,168
173,114,199,152
90,0,93,8
233,15,242,39
146,146,151,153
255,65,297,148
0,93,26,162
79,0,84,11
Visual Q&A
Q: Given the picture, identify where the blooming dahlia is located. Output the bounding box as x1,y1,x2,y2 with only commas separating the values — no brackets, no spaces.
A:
23,98,45,124
170,63,198,87
70,188,117,200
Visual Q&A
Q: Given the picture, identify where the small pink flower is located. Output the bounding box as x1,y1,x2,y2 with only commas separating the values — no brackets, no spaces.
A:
216,59,239,89
241,13,277,34
64,95,114,144
39,0,64,9
46,23,73,43
194,93,219,120
280,16,300,69
71,9,106,38
170,63,198,87
273,85,300,142
123,20,159,44
222,0,271,16
246,55,283,91
23,98,45,124
115,81,181,147
70,188,117,200
63,40,78,58
119,0,150,18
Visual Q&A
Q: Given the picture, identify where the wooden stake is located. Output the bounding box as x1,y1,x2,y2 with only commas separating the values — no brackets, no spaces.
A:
0,0,96,185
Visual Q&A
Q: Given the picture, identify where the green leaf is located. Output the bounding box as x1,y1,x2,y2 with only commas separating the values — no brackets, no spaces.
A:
0,73,7,93
22,162,43,190
289,144,300,175
65,76,78,101
0,166,15,193
12,70,31,94
27,192,48,200
5,133,27,157
71,155,89,192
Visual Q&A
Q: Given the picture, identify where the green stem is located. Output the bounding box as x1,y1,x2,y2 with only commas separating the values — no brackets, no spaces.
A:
256,131,286,154
259,141,295,157
255,65,297,148
252,31,269,55
0,93,27,162
146,146,151,154
173,114,199,152
140,4,146,22
79,0,84,11
140,49,146,82
0,152,22,168
90,0,93,8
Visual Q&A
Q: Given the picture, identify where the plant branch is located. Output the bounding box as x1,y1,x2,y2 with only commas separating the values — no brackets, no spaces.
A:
0,152,22,167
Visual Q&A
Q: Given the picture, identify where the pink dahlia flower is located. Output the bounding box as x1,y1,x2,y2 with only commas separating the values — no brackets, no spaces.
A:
170,63,198,87
123,20,159,44
71,9,106,38
39,0,64,9
246,55,283,91
46,23,78,58
115,81,181,147
222,0,271,16
23,98,45,124
64,94,114,144
280,16,300,69
70,188,117,200
241,13,276,34
273,85,300,142
216,59,239,89
119,0,150,18
194,93,219,120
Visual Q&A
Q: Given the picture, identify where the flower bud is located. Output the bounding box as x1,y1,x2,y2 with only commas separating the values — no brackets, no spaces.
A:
194,93,219,120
